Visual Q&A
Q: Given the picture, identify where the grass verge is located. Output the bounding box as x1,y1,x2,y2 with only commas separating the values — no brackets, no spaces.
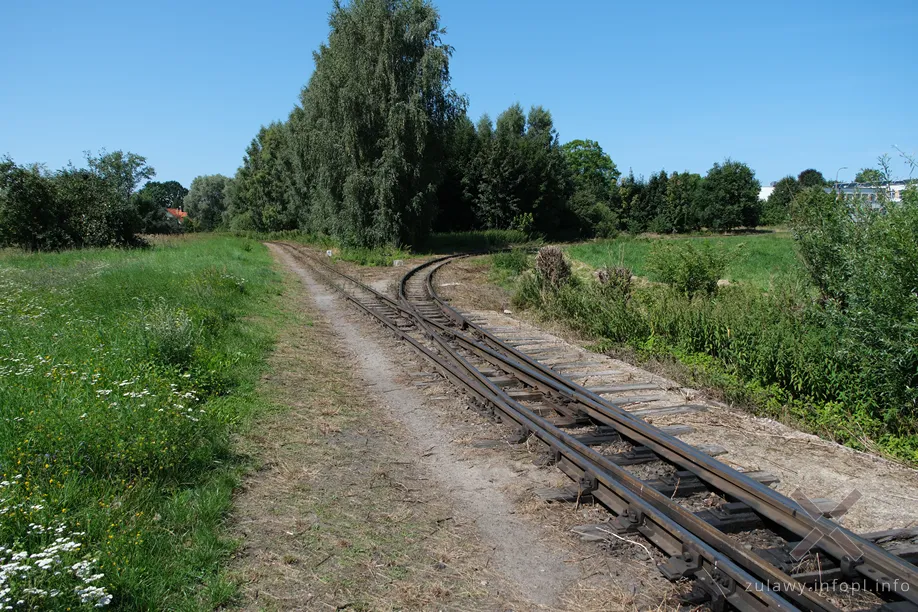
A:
501,252,918,463
0,234,282,610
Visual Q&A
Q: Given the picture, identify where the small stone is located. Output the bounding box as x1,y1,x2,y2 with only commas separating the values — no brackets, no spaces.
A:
393,259,404,267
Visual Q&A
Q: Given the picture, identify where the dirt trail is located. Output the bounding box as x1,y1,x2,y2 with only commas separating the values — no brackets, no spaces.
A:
273,244,583,607
230,250,525,610
231,245,678,611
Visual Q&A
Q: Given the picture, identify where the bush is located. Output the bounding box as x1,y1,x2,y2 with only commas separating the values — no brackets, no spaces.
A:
0,159,73,251
513,264,918,460
535,246,571,290
790,187,850,300
595,265,632,300
646,240,726,297
0,155,152,252
793,184,918,432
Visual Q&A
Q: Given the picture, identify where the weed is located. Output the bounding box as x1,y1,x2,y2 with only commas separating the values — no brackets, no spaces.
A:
491,248,530,275
0,235,280,609
646,240,726,297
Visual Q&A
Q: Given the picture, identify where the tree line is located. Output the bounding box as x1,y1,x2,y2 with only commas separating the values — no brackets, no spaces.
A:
187,0,765,247
6,0,843,252
0,151,189,251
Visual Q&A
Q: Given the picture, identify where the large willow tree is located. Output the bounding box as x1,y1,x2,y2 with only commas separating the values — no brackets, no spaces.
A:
299,0,465,247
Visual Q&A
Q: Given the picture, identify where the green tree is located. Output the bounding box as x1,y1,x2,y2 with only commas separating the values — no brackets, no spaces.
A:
0,158,72,251
468,104,570,234
85,150,156,201
658,171,703,233
55,167,143,247
138,180,188,210
699,159,762,230
184,174,231,231
520,105,571,235
296,0,465,247
855,168,884,184
626,170,668,233
227,122,299,232
618,170,645,234
433,113,478,231
134,180,187,234
762,176,799,225
562,139,620,236
797,168,826,188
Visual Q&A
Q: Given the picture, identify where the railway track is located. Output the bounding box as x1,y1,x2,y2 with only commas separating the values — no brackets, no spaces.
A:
276,242,918,612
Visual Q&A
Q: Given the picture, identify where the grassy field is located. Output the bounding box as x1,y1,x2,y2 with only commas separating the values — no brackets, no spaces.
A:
503,229,918,462
566,231,802,288
0,235,280,610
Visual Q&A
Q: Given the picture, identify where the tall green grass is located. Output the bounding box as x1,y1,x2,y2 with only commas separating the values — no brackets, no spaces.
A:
0,235,280,609
506,251,918,462
567,232,802,289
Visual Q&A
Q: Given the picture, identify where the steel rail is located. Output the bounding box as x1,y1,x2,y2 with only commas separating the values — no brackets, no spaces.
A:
278,243,798,611
280,243,916,611
421,257,918,605
398,256,845,612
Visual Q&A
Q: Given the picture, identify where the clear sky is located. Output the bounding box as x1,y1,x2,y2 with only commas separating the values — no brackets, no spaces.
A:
2,0,916,188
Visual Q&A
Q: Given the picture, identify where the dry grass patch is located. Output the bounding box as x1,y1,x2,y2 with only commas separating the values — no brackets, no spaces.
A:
227,266,512,611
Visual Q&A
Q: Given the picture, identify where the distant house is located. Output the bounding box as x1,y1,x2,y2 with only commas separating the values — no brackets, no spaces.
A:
758,180,912,203
832,181,911,203
166,208,188,223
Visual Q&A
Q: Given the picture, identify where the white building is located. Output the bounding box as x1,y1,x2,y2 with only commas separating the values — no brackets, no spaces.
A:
832,181,911,203
759,181,912,202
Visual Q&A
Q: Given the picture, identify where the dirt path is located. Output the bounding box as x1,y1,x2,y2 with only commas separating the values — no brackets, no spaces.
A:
230,245,678,611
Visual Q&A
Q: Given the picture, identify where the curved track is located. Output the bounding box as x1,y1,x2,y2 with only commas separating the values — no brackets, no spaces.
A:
275,242,918,612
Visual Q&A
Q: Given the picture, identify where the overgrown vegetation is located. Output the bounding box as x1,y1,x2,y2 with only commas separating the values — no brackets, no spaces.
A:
646,241,726,297
0,235,279,609
507,182,918,461
567,232,801,290
206,0,767,247
0,152,186,252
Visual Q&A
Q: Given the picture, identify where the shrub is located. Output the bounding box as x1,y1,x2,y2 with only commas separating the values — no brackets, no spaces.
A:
646,240,726,297
793,183,918,430
492,247,530,274
0,155,151,251
535,246,571,290
790,186,851,301
0,159,73,251
595,265,633,300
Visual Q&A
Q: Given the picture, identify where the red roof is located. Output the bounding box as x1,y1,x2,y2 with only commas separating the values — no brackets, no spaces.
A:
166,208,188,221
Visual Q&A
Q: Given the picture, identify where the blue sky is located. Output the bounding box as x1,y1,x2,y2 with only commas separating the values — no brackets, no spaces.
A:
2,0,916,188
